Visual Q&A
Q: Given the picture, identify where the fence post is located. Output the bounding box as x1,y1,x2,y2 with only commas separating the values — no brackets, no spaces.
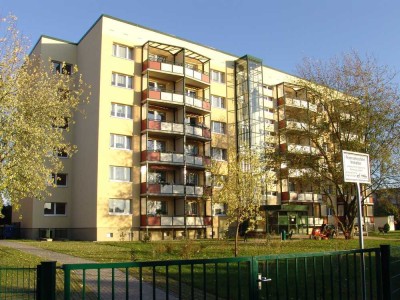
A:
380,245,391,300
36,261,57,300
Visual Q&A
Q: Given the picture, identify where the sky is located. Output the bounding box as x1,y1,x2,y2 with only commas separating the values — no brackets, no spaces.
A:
1,0,400,77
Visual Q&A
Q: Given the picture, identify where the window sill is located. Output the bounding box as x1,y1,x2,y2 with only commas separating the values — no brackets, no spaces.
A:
109,213,132,216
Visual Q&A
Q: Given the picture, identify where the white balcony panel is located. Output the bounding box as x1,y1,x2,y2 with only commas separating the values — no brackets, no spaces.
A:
173,93,184,103
160,153,173,162
173,217,185,225
193,70,202,80
193,98,202,108
186,186,194,194
185,125,194,135
186,156,195,164
194,156,203,165
185,97,194,106
263,88,273,97
173,65,184,74
161,217,173,226
297,193,322,202
195,186,204,195
185,68,194,77
264,112,274,119
161,63,172,72
196,217,204,225
172,123,184,133
160,185,173,194
160,122,172,131
173,154,184,163
160,92,172,101
173,185,184,194
186,217,195,225
193,127,202,136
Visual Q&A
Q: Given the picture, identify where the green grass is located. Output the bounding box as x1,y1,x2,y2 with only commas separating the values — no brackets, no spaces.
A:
14,236,400,263
0,245,42,267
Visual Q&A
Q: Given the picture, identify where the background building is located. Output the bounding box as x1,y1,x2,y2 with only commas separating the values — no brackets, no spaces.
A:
13,15,368,241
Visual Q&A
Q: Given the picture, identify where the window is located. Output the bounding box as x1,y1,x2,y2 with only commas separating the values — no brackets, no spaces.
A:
44,202,66,216
211,70,225,83
211,148,227,161
149,81,166,91
149,53,167,62
211,95,225,109
185,144,199,156
147,200,167,215
147,139,166,152
111,73,133,89
185,89,197,98
52,61,72,75
110,134,132,150
148,171,166,184
109,199,131,214
211,121,226,134
51,173,67,187
186,201,198,215
112,44,133,60
111,103,132,119
212,203,226,215
57,149,68,158
109,166,131,182
186,172,198,186
148,110,166,121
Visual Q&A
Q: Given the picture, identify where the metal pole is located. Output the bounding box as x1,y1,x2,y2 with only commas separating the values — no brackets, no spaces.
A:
357,182,366,300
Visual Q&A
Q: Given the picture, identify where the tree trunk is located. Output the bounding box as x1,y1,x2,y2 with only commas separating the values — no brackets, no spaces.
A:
234,222,240,257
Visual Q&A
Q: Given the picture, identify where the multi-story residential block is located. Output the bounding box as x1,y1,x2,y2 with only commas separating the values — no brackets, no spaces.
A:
13,15,372,241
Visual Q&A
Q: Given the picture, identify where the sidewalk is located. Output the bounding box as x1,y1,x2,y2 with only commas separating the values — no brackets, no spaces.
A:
0,240,177,299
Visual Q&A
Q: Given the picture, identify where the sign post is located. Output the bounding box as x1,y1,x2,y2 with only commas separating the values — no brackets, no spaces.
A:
342,150,371,300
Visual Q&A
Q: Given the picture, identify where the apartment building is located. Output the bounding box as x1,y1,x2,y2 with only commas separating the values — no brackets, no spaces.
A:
14,15,368,241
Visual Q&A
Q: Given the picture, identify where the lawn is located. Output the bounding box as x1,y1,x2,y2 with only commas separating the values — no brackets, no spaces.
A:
15,233,400,263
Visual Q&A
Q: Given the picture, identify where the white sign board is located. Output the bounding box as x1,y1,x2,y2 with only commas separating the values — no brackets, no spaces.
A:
342,150,371,184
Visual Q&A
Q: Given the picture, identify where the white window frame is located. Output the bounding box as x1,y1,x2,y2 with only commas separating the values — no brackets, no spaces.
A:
148,110,166,121
211,148,227,161
212,203,227,216
147,139,166,152
186,201,198,215
109,199,131,215
211,95,225,109
111,73,133,89
110,134,132,150
51,173,67,187
111,103,132,119
112,43,133,60
44,202,66,216
109,166,131,182
211,121,226,134
52,61,72,75
211,70,225,83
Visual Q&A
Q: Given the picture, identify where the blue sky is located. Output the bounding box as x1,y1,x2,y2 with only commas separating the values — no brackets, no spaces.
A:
1,0,400,76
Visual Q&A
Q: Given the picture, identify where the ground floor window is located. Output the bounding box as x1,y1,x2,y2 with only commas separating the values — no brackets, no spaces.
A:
109,199,131,215
44,202,66,216
212,203,226,215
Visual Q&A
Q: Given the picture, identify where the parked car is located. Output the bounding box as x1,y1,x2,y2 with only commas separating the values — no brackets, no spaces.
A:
310,224,336,240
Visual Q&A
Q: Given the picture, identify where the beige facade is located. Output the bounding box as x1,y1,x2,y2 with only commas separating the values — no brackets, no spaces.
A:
15,15,355,241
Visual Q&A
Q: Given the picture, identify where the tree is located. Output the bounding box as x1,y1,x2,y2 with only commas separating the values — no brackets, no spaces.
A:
284,52,400,238
211,145,274,256
0,15,89,212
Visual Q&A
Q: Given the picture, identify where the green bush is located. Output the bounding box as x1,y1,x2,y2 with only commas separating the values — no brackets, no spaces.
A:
384,223,390,233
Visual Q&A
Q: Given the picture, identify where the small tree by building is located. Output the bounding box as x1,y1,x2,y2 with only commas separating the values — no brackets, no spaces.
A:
0,15,90,211
212,145,274,256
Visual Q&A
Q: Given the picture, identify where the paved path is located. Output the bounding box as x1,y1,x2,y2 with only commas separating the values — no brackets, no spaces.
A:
0,240,178,299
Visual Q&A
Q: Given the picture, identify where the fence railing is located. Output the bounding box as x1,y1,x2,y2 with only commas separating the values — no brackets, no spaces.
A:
2,245,400,299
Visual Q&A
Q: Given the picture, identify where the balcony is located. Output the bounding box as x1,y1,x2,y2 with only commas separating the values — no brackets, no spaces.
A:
142,120,184,135
282,192,322,202
143,59,184,77
185,96,210,113
283,144,319,155
140,215,212,227
281,120,309,131
184,67,210,88
279,97,318,113
141,183,204,196
142,151,210,168
141,151,184,164
142,88,184,106
185,125,211,140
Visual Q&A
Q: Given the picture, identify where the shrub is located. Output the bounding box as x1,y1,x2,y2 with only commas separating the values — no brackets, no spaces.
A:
383,223,390,233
